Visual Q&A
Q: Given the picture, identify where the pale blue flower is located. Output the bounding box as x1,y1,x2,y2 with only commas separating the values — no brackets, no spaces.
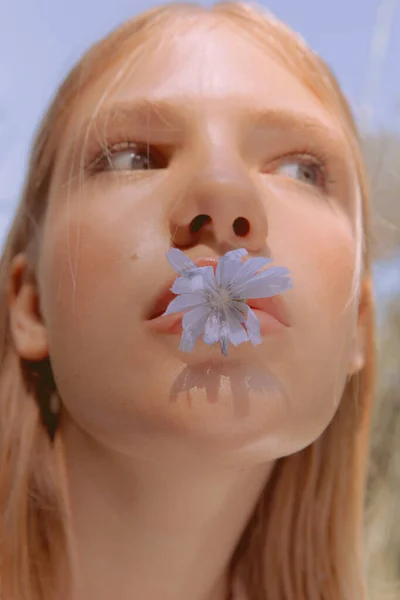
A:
164,248,292,356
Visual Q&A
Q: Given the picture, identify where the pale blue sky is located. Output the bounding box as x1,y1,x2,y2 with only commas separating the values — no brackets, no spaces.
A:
0,0,399,301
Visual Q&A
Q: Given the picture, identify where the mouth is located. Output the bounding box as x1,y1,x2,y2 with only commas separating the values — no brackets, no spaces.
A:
145,256,291,336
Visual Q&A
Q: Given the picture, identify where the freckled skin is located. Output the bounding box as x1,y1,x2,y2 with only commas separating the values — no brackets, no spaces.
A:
36,21,362,465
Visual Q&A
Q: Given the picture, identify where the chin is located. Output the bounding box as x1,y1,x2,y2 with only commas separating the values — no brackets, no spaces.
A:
145,363,302,464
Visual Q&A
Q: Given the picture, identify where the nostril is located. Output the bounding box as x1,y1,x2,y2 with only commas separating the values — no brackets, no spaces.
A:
189,214,211,234
233,217,250,237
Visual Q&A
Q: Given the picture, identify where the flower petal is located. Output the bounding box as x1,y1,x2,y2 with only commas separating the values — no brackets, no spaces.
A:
245,307,263,346
234,266,293,299
166,248,196,275
216,257,240,288
230,257,272,289
226,309,249,346
197,265,218,292
171,274,207,294
203,312,221,346
182,305,209,330
218,315,230,356
215,248,247,287
163,293,204,315
231,301,248,322
180,306,209,352
179,330,197,352
222,248,248,262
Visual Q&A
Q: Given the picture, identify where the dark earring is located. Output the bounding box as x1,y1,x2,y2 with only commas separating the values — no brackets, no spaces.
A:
21,357,61,442
40,389,61,442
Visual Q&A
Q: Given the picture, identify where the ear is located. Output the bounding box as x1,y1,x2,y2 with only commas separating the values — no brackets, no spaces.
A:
8,253,49,361
348,281,369,376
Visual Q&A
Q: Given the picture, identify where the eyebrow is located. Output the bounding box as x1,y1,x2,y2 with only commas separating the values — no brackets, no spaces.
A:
78,99,186,139
246,107,348,152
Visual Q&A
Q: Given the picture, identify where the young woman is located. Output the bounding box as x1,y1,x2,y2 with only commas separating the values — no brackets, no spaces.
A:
0,2,375,600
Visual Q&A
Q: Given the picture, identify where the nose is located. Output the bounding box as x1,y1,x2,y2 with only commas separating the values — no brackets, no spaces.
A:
168,155,269,254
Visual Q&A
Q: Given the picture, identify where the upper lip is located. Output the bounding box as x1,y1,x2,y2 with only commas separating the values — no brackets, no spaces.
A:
146,256,290,326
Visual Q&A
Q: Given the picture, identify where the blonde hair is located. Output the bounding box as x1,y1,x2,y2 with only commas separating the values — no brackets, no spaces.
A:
0,3,375,600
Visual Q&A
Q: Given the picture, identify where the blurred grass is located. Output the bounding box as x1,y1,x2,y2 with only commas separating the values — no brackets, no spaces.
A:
366,295,400,599
363,133,400,599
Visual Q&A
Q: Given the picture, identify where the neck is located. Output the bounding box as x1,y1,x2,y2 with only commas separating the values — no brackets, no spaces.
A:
60,418,272,600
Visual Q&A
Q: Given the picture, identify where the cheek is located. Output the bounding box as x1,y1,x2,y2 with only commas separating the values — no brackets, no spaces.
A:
292,218,356,317
39,184,157,313
267,185,358,324
37,193,137,371
264,188,359,419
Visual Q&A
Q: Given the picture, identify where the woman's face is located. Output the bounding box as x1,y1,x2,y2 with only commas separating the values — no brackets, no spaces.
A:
36,19,363,463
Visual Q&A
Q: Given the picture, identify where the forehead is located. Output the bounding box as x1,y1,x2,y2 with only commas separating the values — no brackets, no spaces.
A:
70,20,339,130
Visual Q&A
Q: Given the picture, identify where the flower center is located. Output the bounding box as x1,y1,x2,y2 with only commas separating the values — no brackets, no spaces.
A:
209,286,232,311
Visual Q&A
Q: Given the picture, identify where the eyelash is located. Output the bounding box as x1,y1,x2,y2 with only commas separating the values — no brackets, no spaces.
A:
85,141,167,173
85,141,336,191
267,149,334,191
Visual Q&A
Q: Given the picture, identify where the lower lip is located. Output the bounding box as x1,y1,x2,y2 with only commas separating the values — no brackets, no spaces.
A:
146,309,287,336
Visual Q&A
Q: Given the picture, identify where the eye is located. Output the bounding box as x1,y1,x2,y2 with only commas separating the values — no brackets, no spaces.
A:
89,143,167,173
274,156,325,188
